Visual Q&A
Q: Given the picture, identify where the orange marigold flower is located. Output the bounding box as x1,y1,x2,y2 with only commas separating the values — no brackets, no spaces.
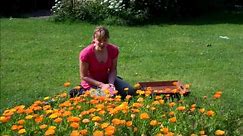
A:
17,125,23,130
82,119,90,124
98,110,106,115
67,116,80,122
191,104,196,108
93,130,104,136
74,86,81,90
140,113,150,120
168,102,176,107
125,95,132,100
213,93,221,99
17,119,25,125
105,125,116,135
215,91,222,95
80,129,88,135
70,130,80,136
40,124,48,129
207,110,215,117
92,116,102,122
132,102,143,108
169,111,175,117
155,96,162,100
59,101,72,107
100,122,110,129
150,106,156,111
177,106,186,111
190,107,196,112
18,129,26,134
131,114,136,119
169,117,177,123
152,101,160,105
25,115,33,120
35,116,43,123
70,122,79,129
199,130,205,135
160,127,169,134
49,113,58,119
54,117,62,123
126,121,132,127
215,130,225,136
49,126,56,130
134,83,141,90
184,84,190,89
199,108,205,113
11,125,18,131
112,118,121,126
62,111,72,117
150,120,158,126
159,99,165,104
133,127,138,132
45,129,55,136
64,82,71,87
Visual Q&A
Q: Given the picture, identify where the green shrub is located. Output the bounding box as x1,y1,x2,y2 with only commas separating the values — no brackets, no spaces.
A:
51,0,229,25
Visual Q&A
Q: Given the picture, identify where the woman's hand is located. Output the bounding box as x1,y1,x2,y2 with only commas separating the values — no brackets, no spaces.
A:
99,83,116,96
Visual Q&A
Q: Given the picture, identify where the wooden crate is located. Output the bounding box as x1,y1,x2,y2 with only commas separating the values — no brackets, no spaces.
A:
137,80,190,95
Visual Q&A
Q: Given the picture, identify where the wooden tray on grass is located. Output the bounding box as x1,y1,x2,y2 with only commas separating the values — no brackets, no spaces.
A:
137,80,190,95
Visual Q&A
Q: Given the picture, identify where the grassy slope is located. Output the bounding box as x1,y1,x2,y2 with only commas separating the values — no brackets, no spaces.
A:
0,18,242,117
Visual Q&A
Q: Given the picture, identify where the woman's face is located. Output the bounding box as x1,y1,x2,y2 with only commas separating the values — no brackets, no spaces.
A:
94,37,107,49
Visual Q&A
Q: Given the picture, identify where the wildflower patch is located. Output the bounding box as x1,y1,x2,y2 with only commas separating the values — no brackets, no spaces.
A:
0,82,227,136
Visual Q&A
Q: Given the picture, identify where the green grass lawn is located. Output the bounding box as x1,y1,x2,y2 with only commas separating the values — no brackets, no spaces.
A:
1,17,242,126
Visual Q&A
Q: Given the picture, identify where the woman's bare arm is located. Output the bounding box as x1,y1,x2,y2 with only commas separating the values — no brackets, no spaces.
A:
80,60,104,87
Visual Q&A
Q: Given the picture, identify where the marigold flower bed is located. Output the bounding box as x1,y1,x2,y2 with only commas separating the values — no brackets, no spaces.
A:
0,82,226,136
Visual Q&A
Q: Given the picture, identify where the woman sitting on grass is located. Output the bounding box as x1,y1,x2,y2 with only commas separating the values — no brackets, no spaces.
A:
71,26,134,99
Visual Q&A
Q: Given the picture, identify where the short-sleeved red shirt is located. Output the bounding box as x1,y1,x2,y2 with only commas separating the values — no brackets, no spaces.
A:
80,43,119,89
